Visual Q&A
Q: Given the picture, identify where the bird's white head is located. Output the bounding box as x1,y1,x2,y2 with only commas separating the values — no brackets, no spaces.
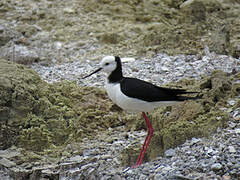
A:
100,56,117,74
83,56,121,79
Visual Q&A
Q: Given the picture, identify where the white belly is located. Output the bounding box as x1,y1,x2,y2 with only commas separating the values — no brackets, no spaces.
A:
105,83,179,112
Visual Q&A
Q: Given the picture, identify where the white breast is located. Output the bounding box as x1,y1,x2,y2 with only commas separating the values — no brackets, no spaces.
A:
105,82,119,104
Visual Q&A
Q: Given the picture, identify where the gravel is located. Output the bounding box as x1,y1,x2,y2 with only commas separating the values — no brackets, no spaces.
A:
31,47,240,87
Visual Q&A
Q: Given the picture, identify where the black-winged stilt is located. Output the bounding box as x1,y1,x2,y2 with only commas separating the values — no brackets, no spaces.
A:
83,56,199,167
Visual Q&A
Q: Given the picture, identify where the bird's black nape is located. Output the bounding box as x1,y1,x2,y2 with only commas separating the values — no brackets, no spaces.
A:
115,56,122,68
108,56,123,83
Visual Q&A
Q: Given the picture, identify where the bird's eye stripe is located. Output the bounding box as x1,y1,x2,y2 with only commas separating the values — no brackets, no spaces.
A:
105,63,109,65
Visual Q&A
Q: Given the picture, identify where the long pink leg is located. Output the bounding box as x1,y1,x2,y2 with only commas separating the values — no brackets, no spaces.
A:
132,112,154,168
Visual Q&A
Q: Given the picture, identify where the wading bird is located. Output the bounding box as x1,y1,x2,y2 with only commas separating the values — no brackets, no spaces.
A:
83,56,199,167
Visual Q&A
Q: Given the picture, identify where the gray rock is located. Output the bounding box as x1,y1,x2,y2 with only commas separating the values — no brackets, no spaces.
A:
139,174,147,180
171,174,193,180
165,149,176,157
162,165,173,173
0,169,12,180
190,137,201,145
0,149,20,159
228,146,236,153
154,174,163,180
211,163,222,171
235,128,240,134
67,155,83,162
0,158,16,168
227,100,236,106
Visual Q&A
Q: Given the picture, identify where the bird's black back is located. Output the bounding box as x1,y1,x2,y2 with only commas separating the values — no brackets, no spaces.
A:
120,77,196,102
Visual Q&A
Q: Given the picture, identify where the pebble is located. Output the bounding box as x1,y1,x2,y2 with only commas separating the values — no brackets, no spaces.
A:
139,174,147,180
190,137,201,145
228,146,236,153
0,158,16,168
165,149,176,157
0,149,20,159
211,163,222,171
235,129,240,134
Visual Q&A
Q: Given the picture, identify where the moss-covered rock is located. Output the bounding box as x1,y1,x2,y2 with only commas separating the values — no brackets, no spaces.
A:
0,59,130,152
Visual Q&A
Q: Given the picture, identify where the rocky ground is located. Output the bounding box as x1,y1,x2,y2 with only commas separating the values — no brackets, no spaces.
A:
1,0,240,179
3,118,240,180
1,52,240,179
31,51,240,180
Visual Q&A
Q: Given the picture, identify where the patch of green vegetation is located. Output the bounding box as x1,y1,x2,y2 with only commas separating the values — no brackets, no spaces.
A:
0,59,129,153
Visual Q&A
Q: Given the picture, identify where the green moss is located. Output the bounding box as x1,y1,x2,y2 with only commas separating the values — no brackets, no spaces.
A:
159,109,228,149
0,59,127,152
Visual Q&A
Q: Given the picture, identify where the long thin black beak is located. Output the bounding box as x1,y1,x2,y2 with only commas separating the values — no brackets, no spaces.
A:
83,67,102,79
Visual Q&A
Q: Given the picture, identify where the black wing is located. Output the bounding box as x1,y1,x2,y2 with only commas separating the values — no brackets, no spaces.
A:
120,77,197,102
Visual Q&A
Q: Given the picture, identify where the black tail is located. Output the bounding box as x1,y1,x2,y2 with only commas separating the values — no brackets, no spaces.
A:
167,88,201,101
177,94,202,101
169,88,199,95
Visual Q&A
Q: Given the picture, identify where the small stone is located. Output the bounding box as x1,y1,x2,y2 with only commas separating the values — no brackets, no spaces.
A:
161,66,169,71
63,7,75,14
222,175,231,180
113,175,122,180
201,162,209,168
68,155,83,162
154,174,163,180
162,166,173,173
190,137,201,145
41,169,59,180
229,122,236,128
185,150,192,155
233,109,240,120
121,58,135,63
139,174,147,180
0,158,16,168
211,163,222,171
228,146,236,153
101,154,112,160
230,169,237,175
0,149,20,159
172,174,193,180
234,128,240,134
65,144,72,151
227,100,235,106
165,149,176,157
207,149,213,154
